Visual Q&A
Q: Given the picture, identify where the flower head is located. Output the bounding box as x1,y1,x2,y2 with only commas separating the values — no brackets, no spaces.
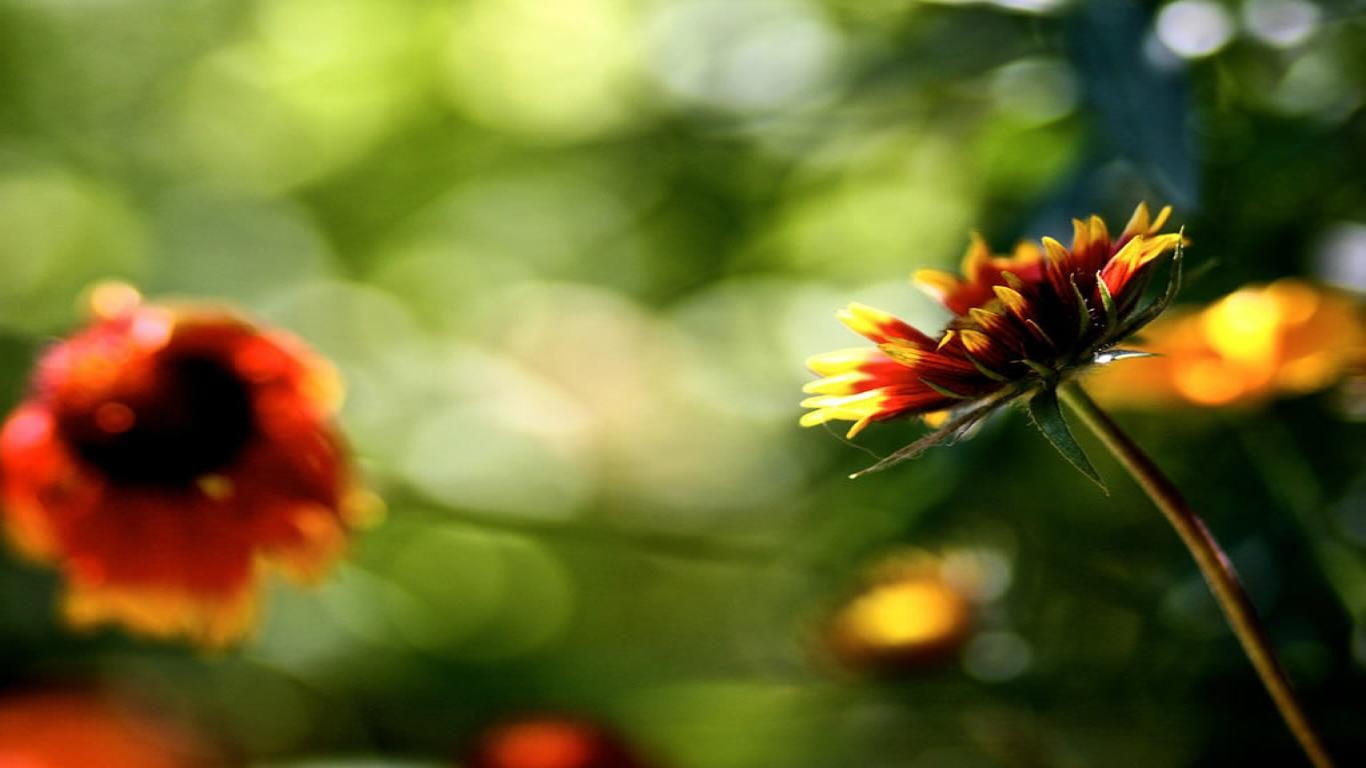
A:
801,203,1184,479
0,283,373,646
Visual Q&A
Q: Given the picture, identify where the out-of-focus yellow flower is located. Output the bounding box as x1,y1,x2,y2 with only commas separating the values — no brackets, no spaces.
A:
1087,279,1365,408
0,690,221,768
825,550,993,673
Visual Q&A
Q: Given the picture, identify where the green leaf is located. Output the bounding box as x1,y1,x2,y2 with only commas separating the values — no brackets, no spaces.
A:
1028,387,1106,491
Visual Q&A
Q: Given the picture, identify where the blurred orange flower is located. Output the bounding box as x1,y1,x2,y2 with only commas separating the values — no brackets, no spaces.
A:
468,717,653,768
825,550,984,672
0,283,373,647
0,690,220,768
1086,279,1365,408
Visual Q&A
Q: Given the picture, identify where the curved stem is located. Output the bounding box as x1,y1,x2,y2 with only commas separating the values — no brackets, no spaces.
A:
1059,382,1334,768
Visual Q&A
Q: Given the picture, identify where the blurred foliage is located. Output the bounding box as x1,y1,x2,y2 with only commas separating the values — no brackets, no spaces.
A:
0,0,1364,766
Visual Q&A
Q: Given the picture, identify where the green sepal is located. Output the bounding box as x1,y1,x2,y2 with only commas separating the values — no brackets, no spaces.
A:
1024,319,1056,350
1028,387,1106,491
1116,230,1185,339
1022,359,1055,379
964,352,1009,382
919,377,973,400
1069,275,1092,338
1096,272,1117,331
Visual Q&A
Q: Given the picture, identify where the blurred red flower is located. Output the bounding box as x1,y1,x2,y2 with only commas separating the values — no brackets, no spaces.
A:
469,717,652,768
0,690,220,768
0,284,374,647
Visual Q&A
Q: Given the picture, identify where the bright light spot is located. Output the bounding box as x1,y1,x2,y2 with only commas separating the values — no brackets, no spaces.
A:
86,280,141,320
669,277,828,422
963,631,1033,682
148,194,333,304
645,0,840,112
1314,222,1366,292
480,721,598,768
1173,358,1246,405
442,0,643,141
399,362,594,521
1242,0,1320,48
0,168,145,333
1155,1,1236,59
1273,50,1358,117
1201,290,1281,364
989,58,1079,124
941,548,1013,603
490,282,804,519
841,580,969,649
1263,280,1322,325
766,134,975,278
919,0,1064,14
175,0,424,193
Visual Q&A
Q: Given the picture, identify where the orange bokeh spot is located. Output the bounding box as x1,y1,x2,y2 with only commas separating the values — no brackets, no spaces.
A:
826,551,977,672
841,580,968,649
486,722,594,768
93,401,136,434
1172,359,1247,406
471,718,650,768
1089,279,1364,409
0,692,218,768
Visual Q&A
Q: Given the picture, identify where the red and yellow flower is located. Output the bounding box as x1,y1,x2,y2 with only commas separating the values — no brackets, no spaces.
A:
0,283,373,646
801,203,1184,471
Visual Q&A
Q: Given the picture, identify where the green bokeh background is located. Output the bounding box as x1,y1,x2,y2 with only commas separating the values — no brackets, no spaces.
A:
0,0,1364,765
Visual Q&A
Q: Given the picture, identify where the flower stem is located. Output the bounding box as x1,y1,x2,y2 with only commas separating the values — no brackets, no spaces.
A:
1058,382,1334,768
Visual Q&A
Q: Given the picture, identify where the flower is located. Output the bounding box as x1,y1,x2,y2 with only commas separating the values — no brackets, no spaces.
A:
0,283,373,646
468,717,653,768
0,690,221,768
800,203,1184,478
1085,279,1365,409
824,550,982,672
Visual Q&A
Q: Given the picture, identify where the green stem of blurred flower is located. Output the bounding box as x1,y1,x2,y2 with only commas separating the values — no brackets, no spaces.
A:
1059,382,1334,768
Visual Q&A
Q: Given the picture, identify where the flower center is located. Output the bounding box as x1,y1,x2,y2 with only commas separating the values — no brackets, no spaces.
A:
62,354,255,487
